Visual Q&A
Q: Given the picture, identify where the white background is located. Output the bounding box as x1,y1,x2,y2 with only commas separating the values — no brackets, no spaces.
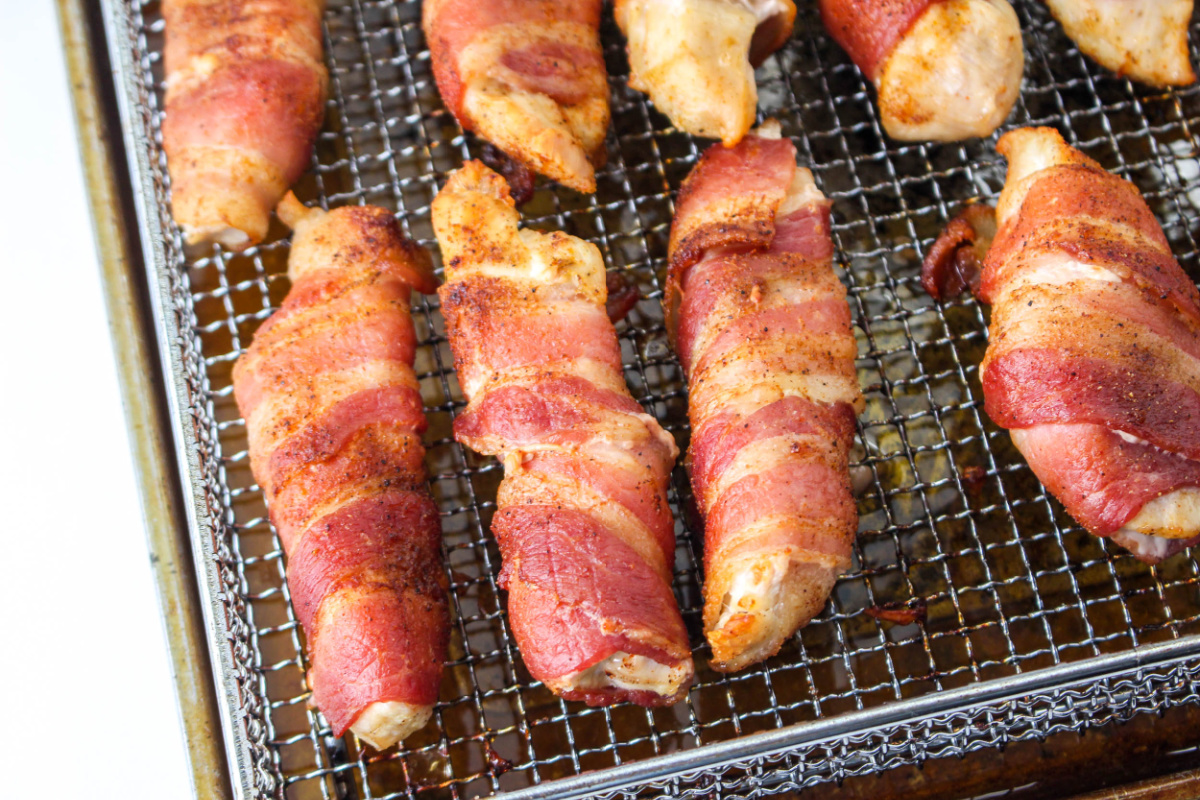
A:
0,3,193,795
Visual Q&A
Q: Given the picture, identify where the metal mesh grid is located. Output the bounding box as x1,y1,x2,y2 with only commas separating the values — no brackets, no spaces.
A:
110,0,1200,797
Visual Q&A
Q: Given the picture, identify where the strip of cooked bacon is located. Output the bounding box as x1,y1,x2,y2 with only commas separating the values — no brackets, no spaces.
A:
162,0,328,250
920,203,995,301
232,194,447,749
818,0,1023,141
976,127,1200,563
614,0,796,146
1045,0,1196,87
422,0,609,194
433,161,694,705
666,122,864,671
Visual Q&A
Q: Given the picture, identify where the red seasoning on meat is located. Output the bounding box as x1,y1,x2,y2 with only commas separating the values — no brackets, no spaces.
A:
818,0,1023,141
232,195,448,748
163,0,328,249
422,0,610,193
667,123,864,672
978,127,1200,563
433,161,694,706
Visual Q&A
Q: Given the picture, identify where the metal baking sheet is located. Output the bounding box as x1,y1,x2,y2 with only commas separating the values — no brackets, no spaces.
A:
95,0,1200,798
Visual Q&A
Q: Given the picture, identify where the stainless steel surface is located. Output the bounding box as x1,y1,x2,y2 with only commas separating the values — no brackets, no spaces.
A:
98,1,1200,798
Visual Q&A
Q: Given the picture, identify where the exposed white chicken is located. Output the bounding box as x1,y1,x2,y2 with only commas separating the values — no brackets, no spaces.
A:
1045,0,1196,87
614,0,797,145
820,0,1024,141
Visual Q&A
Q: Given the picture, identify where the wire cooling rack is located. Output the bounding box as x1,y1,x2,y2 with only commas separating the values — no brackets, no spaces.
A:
98,0,1200,798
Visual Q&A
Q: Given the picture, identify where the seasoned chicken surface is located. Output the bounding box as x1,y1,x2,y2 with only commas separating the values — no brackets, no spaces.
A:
820,0,1023,141
1046,0,1196,87
423,0,609,193
878,0,1024,140
667,123,864,671
615,0,796,145
432,161,695,705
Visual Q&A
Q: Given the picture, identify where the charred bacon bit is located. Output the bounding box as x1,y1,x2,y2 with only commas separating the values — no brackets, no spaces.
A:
484,739,514,776
960,464,988,497
481,143,536,205
920,203,997,301
865,598,928,626
605,271,641,323
921,217,976,300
